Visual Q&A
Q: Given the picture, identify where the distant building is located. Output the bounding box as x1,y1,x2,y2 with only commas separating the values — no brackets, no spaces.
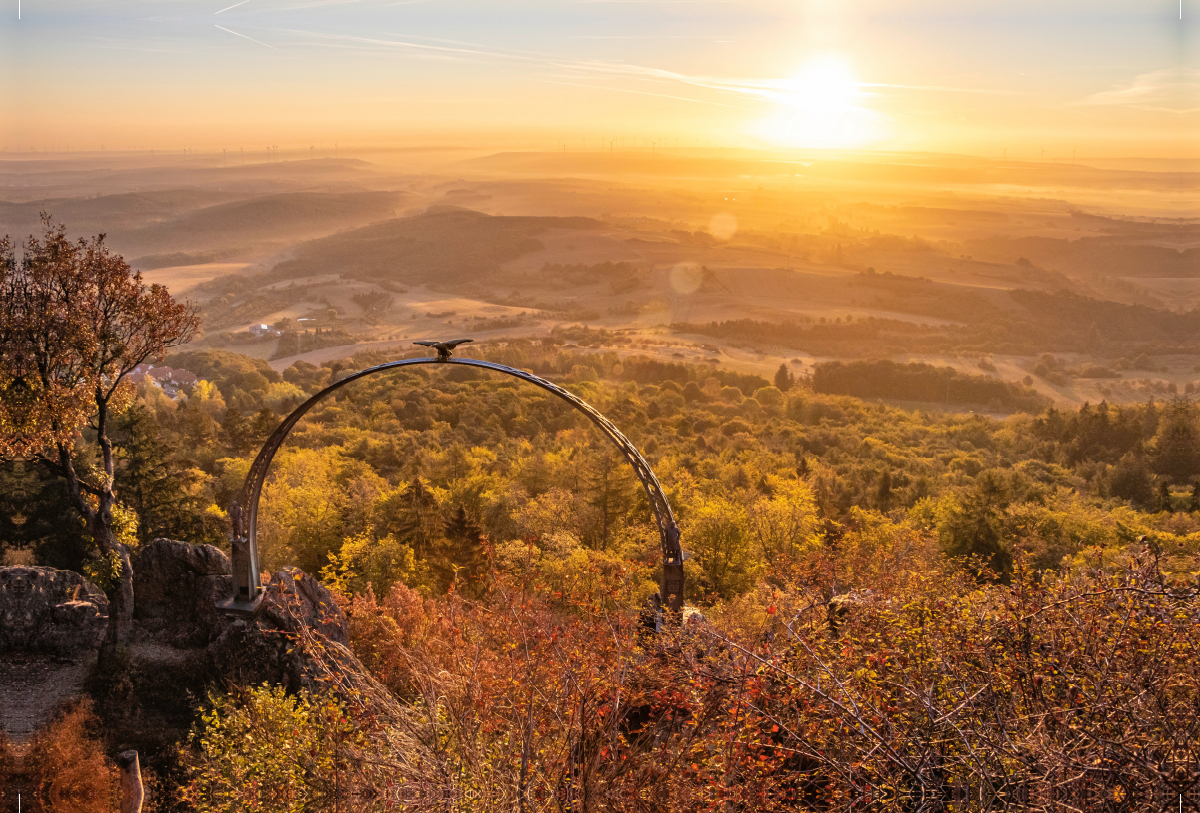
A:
129,364,198,399
250,323,279,338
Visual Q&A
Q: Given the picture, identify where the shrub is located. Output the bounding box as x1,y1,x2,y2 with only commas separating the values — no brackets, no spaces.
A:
25,701,116,813
179,684,367,813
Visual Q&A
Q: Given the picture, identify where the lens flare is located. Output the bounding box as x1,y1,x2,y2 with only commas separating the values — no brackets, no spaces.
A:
707,213,738,242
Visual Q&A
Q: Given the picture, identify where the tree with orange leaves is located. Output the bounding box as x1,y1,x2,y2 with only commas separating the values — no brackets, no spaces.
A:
0,216,199,657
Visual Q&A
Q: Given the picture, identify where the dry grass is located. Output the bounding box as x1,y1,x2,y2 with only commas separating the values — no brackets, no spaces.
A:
25,700,117,813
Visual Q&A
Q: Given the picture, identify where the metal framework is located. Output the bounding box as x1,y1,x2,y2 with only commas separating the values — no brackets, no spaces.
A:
220,346,685,620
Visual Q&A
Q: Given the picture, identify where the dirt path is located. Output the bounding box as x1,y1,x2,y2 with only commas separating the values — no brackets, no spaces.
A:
0,656,90,747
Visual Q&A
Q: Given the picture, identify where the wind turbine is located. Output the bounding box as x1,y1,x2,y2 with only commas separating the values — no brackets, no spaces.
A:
650,138,660,156
605,138,616,155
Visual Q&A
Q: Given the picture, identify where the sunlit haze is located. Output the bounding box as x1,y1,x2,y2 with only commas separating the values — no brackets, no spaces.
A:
2,0,1195,158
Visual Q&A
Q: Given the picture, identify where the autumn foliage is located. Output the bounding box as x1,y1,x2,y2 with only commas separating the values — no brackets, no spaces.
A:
172,514,1200,812
23,701,118,813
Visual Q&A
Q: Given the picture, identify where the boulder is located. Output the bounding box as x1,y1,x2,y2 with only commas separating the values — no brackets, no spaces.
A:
127,541,359,694
0,567,108,658
133,538,233,647
209,567,355,693
258,567,350,647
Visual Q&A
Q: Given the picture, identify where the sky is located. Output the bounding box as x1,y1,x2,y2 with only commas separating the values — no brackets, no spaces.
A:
1,0,1196,157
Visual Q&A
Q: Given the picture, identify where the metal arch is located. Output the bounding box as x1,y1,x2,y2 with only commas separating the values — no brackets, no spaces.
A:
221,352,685,618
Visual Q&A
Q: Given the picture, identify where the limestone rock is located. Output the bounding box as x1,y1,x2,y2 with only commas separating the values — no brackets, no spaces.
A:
258,567,350,647
0,567,108,658
126,541,357,693
133,538,233,646
209,567,354,693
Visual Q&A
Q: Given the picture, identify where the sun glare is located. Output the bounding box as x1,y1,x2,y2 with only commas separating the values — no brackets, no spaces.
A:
758,55,884,150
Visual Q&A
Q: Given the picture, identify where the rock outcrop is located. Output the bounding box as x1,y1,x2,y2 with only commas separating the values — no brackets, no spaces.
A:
0,567,108,658
208,567,357,693
0,542,398,742
129,541,363,697
132,538,232,647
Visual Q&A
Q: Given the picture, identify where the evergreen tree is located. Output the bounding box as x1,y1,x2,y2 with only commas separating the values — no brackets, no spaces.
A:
1143,398,1160,440
584,447,636,550
774,363,795,393
938,470,1013,580
116,407,223,546
250,407,277,448
1149,399,1200,484
0,461,88,569
1109,452,1156,509
874,469,893,512
438,504,487,594
379,479,445,558
221,406,252,455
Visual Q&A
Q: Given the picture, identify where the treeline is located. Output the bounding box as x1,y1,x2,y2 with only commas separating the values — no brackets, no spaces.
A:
500,261,648,295
675,288,1200,356
811,359,1051,413
270,326,356,360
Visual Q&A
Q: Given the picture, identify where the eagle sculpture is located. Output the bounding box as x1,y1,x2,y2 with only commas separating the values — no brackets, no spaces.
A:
414,338,473,361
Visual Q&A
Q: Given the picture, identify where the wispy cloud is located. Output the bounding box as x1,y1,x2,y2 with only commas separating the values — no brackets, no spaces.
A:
1076,68,1200,114
215,23,281,49
254,27,1014,110
542,80,757,111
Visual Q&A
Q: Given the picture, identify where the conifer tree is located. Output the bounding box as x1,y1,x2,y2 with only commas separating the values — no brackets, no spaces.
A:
1150,398,1200,484
439,504,487,594
220,406,252,455
774,362,795,392
380,478,445,558
116,406,222,546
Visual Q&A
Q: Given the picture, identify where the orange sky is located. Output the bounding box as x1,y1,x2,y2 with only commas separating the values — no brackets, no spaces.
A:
2,0,1196,158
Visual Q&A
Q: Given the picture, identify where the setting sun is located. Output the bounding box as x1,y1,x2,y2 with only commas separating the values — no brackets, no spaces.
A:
758,55,885,149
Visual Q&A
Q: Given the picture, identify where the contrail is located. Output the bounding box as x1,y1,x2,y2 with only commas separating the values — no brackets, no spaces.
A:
215,0,251,13
215,24,280,49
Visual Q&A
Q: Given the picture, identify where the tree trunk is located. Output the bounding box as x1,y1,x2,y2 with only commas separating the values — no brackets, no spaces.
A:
91,514,134,658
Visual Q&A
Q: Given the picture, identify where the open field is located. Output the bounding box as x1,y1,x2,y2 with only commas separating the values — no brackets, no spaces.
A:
139,262,255,292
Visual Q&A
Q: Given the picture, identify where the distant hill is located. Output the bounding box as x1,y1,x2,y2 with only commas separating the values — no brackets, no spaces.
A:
0,189,239,238
110,191,410,255
965,235,1200,279
268,209,603,286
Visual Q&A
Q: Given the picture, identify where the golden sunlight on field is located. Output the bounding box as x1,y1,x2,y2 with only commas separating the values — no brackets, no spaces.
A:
138,263,253,293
